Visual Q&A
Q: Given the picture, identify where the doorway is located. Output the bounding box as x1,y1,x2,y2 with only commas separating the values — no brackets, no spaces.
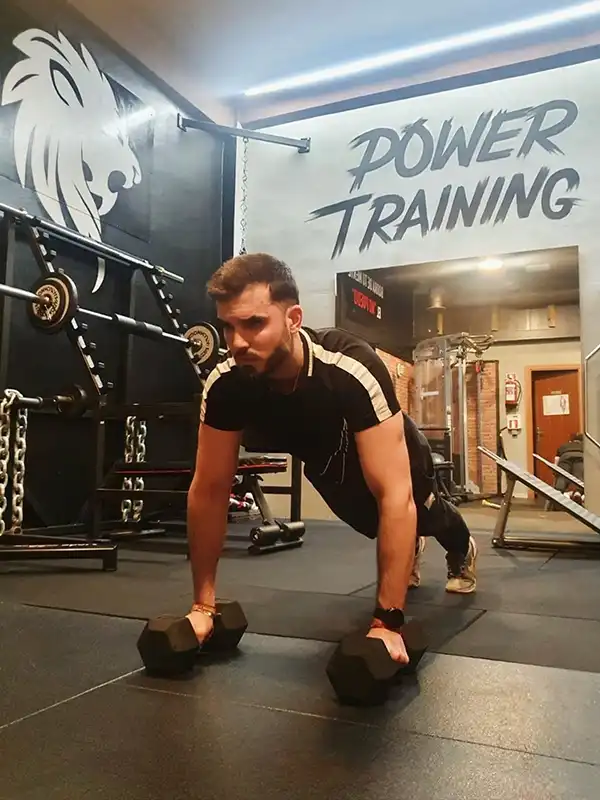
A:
529,366,582,487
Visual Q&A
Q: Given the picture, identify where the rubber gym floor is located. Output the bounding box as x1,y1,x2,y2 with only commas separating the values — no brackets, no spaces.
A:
2,506,600,799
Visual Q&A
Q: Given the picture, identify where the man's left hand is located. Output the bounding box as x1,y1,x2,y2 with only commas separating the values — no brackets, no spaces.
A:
367,625,409,664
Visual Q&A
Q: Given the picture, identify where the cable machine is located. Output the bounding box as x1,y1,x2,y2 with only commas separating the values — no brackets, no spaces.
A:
412,332,493,499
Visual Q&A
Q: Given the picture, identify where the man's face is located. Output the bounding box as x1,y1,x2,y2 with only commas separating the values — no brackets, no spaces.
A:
217,283,301,377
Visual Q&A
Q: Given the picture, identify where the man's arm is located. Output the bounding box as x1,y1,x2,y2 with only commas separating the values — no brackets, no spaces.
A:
355,412,417,611
187,423,242,607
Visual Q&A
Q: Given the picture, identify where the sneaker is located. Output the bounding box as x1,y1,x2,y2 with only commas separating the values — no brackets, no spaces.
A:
409,537,427,589
445,536,478,594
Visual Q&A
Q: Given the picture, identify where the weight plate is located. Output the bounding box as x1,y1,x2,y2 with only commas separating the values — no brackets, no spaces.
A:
27,273,78,334
57,384,89,418
184,322,220,368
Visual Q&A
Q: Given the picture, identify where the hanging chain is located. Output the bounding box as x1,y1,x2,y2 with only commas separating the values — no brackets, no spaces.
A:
11,403,28,533
0,389,28,535
239,137,249,255
121,415,136,523
0,391,17,536
132,419,147,523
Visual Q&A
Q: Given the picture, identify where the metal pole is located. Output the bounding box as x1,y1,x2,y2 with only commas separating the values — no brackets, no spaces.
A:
290,457,303,522
178,115,311,153
459,360,470,492
492,476,515,547
0,283,50,304
0,216,16,390
0,203,184,284
475,363,483,492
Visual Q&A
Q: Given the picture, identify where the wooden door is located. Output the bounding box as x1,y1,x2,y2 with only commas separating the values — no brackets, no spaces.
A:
532,369,581,486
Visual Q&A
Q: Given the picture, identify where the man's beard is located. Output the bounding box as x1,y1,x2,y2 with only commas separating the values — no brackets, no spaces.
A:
237,342,291,380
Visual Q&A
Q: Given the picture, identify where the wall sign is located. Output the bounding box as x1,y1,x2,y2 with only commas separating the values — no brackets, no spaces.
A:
309,100,581,260
543,393,570,416
339,270,384,324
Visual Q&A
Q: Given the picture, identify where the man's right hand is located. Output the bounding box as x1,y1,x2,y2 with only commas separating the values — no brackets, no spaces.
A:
186,610,215,644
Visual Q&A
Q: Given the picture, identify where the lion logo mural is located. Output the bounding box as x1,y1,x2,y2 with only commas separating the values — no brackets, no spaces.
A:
1,29,145,289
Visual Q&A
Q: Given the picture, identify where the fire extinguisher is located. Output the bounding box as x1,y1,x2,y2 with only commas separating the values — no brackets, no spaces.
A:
504,374,521,406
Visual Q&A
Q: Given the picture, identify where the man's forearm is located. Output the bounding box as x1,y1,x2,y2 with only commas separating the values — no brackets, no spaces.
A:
187,487,230,607
376,494,417,610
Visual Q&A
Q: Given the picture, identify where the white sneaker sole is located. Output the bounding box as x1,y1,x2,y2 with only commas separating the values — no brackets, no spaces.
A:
445,537,478,594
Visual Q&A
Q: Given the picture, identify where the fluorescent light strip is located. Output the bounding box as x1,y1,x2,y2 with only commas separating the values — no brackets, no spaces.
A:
244,1,600,97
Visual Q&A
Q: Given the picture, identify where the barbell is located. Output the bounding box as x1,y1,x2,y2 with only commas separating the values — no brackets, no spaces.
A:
4,385,90,417
0,274,221,371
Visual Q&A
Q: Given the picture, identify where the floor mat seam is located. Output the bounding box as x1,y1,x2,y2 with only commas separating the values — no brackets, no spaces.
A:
0,667,145,734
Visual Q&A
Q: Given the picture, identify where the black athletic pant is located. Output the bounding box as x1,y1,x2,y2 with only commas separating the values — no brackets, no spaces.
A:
415,490,471,559
305,417,471,558
307,469,471,558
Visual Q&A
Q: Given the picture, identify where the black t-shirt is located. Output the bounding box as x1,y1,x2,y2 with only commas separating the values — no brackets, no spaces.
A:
201,327,433,536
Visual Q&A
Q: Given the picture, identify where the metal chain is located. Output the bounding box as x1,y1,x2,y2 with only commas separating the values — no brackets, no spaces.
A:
11,404,28,533
0,391,17,536
121,415,136,523
132,419,147,522
239,137,248,255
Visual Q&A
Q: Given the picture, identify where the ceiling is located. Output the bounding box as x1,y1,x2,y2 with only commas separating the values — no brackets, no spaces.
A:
371,246,580,309
74,0,600,104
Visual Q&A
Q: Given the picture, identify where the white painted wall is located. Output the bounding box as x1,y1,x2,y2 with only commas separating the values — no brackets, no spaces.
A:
240,58,600,510
66,0,234,124
488,338,581,497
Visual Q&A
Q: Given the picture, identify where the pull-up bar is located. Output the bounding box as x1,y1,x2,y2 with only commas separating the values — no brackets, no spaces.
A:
177,115,311,154
0,202,184,284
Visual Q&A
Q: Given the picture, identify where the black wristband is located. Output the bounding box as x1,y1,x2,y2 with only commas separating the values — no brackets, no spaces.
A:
373,606,405,630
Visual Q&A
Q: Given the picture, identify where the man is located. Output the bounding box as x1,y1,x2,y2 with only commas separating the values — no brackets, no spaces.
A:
186,254,477,665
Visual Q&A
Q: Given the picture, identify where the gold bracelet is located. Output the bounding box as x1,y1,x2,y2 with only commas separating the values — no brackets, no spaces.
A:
191,603,217,618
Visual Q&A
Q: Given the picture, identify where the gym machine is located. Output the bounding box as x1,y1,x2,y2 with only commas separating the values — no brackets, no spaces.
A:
412,332,493,501
0,202,222,562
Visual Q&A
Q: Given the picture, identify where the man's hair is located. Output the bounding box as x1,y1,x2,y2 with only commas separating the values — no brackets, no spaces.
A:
206,253,299,304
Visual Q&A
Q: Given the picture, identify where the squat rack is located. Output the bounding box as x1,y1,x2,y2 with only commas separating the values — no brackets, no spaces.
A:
0,203,219,568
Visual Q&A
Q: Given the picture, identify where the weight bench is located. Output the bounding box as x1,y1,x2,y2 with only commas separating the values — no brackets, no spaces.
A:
533,452,584,512
478,446,600,552
533,452,584,492
229,455,306,554
100,454,305,555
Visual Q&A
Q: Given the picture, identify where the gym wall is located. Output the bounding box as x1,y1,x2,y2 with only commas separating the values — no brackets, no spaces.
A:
488,338,582,497
0,0,227,524
239,54,600,512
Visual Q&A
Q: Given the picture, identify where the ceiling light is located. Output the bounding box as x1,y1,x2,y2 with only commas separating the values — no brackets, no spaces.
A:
478,258,504,271
243,1,600,97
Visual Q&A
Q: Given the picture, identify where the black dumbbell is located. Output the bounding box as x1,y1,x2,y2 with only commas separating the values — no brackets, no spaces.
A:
137,600,248,677
326,619,429,706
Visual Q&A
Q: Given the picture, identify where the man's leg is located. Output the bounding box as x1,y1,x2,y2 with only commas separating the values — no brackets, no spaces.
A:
416,492,478,594
408,535,427,589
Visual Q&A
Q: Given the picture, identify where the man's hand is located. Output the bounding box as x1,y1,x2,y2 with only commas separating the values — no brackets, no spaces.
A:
367,624,410,664
185,610,215,644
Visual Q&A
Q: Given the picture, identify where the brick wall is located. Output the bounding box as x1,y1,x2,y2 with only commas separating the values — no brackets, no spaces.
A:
376,349,414,412
465,361,499,494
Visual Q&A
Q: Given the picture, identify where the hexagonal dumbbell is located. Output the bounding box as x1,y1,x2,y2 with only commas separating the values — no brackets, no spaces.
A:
137,600,248,677
326,619,429,706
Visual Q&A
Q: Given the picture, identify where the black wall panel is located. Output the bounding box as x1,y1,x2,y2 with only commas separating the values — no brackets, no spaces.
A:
0,0,228,524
